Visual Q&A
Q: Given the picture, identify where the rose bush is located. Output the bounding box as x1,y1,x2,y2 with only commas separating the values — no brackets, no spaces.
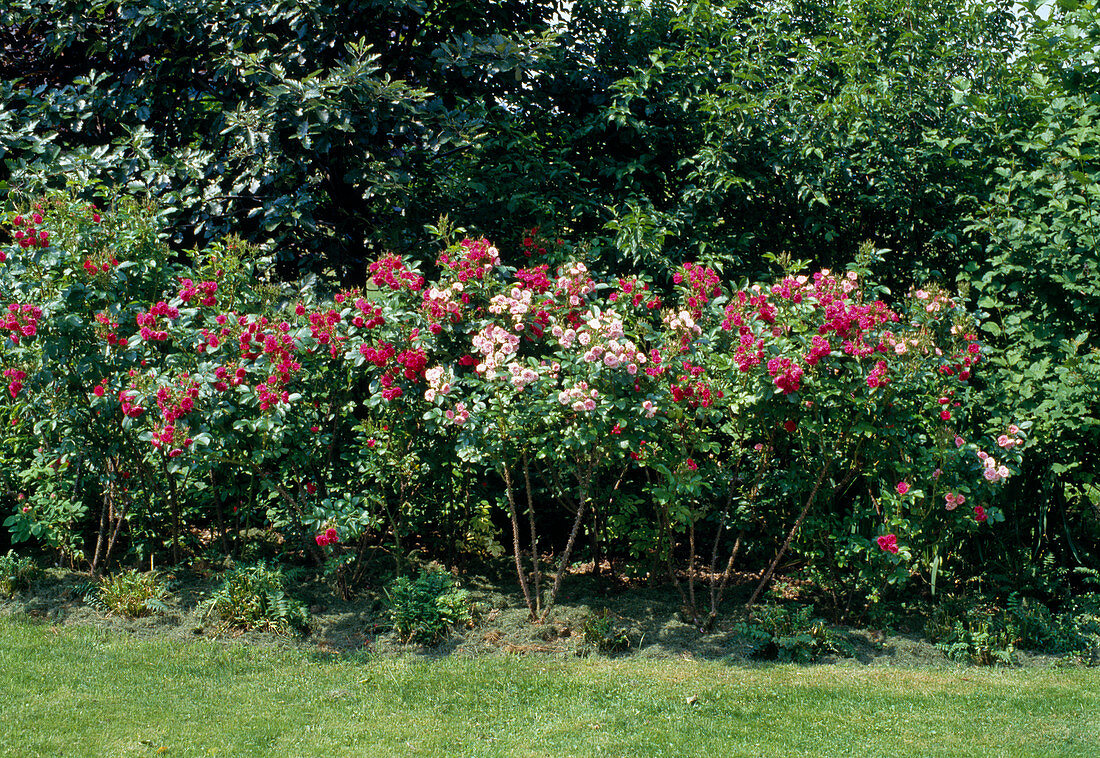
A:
1,192,1021,619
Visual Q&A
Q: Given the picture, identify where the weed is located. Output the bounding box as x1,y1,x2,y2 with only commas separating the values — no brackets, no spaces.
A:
386,564,471,645
579,608,632,655
925,598,1018,665
926,594,1100,666
734,603,854,663
86,569,170,618
200,562,309,635
0,550,38,597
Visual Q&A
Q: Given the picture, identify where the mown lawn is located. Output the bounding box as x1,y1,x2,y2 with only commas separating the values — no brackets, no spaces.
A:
2,616,1097,758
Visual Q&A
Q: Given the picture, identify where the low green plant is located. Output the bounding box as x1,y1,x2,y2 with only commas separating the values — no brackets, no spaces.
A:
200,563,309,635
580,608,632,655
925,598,1018,665
927,593,1100,666
1009,593,1100,664
734,603,854,663
0,550,38,597
87,569,170,618
386,564,471,645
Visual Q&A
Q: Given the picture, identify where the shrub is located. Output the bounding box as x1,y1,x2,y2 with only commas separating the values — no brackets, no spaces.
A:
734,603,853,663
386,564,471,645
200,563,309,635
0,550,38,597
88,569,170,618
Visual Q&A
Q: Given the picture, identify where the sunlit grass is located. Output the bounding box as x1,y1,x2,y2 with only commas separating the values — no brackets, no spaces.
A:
2,616,1097,757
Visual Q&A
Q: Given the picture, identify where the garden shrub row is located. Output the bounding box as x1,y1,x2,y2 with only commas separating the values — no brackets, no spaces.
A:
0,193,1032,622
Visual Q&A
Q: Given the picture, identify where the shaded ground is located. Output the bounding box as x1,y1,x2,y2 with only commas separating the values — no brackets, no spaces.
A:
0,563,1072,668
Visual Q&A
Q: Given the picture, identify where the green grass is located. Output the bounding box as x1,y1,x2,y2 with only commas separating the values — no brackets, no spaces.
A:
1,616,1097,757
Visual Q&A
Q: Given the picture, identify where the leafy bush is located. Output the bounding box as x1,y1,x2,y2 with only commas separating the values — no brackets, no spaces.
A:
1009,593,1100,665
925,599,1019,665
580,608,632,655
0,550,38,597
734,604,853,663
200,563,309,635
88,569,170,618
924,593,1100,666
386,564,471,645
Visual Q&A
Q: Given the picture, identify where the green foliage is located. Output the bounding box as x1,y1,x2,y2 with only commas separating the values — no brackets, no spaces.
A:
926,598,1021,665
0,0,561,275
386,564,471,645
87,569,169,618
579,608,632,654
926,592,1100,666
200,563,309,635
0,550,38,597
734,603,853,663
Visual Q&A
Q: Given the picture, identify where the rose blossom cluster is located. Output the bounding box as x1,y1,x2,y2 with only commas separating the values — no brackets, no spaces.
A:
136,301,179,342
178,278,218,307
255,376,290,410
3,368,26,398
444,401,470,426
766,356,803,395
554,313,646,374
437,237,499,282
997,424,1024,449
9,211,50,251
941,327,982,381
82,255,119,276
505,361,540,391
514,264,553,294
350,297,386,330
866,360,890,389
93,312,121,346
359,340,396,368
150,375,200,455
554,262,596,309
558,380,599,412
669,361,722,408
943,492,968,511
662,309,702,353
911,287,955,315
306,309,346,357
422,283,465,331
471,323,520,378
976,447,1012,483
118,389,145,418
423,365,454,403
803,335,831,366
489,286,534,331
877,534,899,554
315,527,339,547
609,277,661,310
236,315,300,374
369,253,424,291
672,262,721,317
2,304,42,343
